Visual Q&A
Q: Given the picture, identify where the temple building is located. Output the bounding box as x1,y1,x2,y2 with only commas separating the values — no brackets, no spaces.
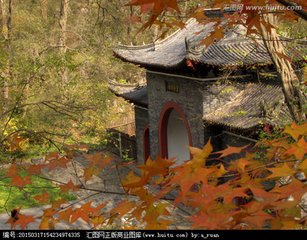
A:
111,11,306,165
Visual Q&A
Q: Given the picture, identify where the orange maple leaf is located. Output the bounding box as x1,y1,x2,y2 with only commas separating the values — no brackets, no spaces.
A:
267,163,296,179
229,158,251,173
45,152,60,161
84,152,113,170
143,201,170,225
191,212,231,229
170,165,216,194
123,171,149,189
271,178,306,200
58,207,74,223
70,202,97,223
248,185,280,202
285,138,307,160
299,159,307,170
138,156,173,178
215,144,249,158
242,211,273,228
110,200,136,217
244,200,270,215
83,166,100,182
145,218,172,230
280,219,302,230
91,215,105,228
214,164,227,177
283,122,307,141
201,26,224,46
39,217,56,230
42,199,67,218
42,207,57,219
92,202,107,216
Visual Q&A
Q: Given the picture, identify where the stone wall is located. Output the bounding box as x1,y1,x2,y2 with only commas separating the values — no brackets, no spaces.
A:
147,71,205,161
136,72,265,164
134,106,149,165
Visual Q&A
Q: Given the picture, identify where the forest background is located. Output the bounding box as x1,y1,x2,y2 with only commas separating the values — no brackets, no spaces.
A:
0,0,307,231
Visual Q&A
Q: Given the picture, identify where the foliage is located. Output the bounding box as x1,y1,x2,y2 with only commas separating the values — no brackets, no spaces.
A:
0,0,148,160
126,0,307,122
1,122,307,229
1,0,306,231
0,170,76,214
125,0,306,37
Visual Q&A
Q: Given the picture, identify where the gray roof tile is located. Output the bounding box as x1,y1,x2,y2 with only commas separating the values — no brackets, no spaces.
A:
114,19,306,68
203,83,292,129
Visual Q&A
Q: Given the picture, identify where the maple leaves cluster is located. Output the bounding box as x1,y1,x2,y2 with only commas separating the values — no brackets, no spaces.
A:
126,0,307,46
118,122,307,229
2,122,307,229
3,149,113,229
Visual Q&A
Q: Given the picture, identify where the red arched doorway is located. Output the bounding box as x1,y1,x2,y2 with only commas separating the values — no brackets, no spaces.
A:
158,102,192,165
143,126,150,162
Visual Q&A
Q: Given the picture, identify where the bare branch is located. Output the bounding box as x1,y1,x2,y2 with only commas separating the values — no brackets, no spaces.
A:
276,0,307,21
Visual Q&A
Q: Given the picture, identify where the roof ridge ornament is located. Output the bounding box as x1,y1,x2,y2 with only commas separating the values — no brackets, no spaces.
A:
185,37,203,58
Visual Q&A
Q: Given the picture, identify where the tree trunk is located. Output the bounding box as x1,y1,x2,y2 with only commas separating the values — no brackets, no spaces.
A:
1,0,12,113
40,0,48,21
260,13,306,122
127,6,132,37
59,0,69,86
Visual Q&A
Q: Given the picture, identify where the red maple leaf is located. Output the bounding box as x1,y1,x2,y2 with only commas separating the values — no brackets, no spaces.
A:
59,180,81,192
127,0,180,30
6,210,36,230
85,152,113,169
11,175,32,189
5,164,19,178
34,192,50,204
47,156,71,171
26,164,47,175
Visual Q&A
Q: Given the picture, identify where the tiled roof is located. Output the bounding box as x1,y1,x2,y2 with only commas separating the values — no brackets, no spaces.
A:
114,19,306,69
120,87,148,107
112,81,292,129
203,82,292,129
108,81,148,107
